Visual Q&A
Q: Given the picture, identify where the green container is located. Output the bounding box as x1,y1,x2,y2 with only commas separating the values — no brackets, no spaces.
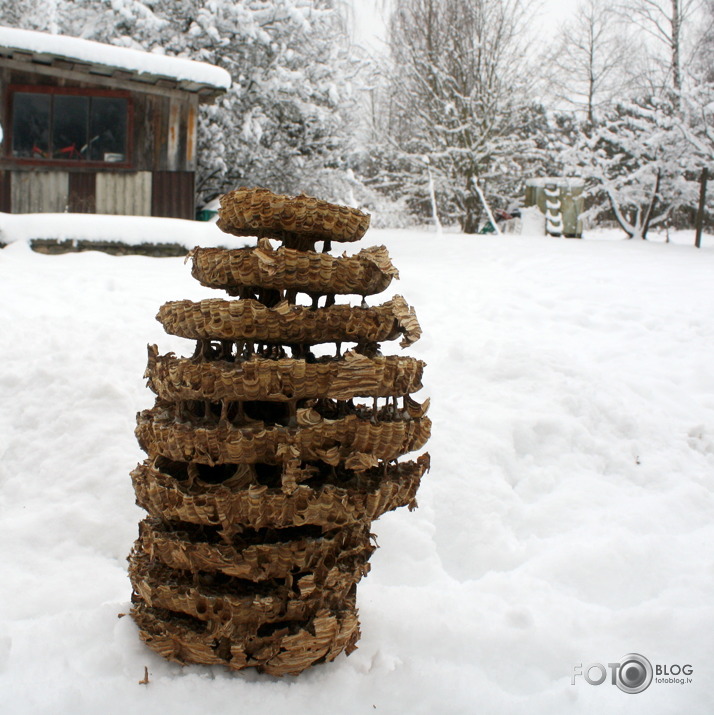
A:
196,208,218,222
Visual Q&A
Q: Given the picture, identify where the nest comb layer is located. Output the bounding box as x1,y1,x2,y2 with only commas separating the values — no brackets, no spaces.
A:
217,187,370,244
129,545,367,632
136,403,431,466
131,598,360,676
131,455,429,532
157,296,422,348
129,187,429,676
190,244,398,297
145,347,425,402
136,517,374,581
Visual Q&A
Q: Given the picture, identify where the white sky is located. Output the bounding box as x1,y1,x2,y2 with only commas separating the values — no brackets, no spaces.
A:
538,0,584,26
348,0,388,49
348,0,584,50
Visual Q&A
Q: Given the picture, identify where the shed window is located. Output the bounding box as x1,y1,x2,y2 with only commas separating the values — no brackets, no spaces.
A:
11,90,128,163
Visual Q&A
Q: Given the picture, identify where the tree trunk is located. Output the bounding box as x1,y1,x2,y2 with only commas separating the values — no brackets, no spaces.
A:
695,167,709,249
671,0,681,97
462,200,480,234
640,168,662,239
606,189,635,238
462,176,480,233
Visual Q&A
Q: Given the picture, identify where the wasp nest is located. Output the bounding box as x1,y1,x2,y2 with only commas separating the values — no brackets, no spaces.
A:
129,187,430,676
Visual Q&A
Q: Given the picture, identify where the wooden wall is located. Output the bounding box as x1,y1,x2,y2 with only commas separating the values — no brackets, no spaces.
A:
0,169,194,218
0,60,201,218
96,172,152,215
11,171,68,213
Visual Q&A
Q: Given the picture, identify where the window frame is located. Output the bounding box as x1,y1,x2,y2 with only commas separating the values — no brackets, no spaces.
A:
6,85,133,168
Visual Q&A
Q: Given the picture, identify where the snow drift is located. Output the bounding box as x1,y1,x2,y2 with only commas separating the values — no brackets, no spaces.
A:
0,225,713,714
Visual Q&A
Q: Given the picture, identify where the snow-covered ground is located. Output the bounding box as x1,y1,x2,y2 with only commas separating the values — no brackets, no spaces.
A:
1,220,713,714
0,212,232,249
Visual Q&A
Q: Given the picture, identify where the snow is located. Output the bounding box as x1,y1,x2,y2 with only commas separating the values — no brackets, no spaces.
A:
525,177,585,189
0,212,238,249
519,206,547,235
0,25,231,90
1,221,714,714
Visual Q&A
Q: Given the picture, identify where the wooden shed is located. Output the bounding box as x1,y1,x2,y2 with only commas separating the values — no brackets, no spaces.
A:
0,26,230,219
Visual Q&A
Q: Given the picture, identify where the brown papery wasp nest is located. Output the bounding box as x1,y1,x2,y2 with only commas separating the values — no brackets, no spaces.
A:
128,187,430,676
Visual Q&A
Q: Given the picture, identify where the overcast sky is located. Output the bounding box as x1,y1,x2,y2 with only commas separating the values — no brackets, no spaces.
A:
348,0,584,50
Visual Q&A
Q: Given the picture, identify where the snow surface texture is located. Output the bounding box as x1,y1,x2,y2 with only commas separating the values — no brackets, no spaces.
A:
0,212,240,249
1,225,713,715
0,26,231,89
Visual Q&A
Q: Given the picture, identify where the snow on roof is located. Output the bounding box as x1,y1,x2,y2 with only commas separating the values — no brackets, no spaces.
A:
0,25,231,93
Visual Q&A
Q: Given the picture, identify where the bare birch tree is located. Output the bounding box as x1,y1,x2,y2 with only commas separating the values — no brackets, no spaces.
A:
618,0,703,97
544,0,633,123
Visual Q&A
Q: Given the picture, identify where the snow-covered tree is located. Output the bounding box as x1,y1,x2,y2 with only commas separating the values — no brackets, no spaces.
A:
0,0,61,32
617,0,704,99
698,0,714,76
16,0,364,205
678,78,714,177
564,95,698,238
675,0,714,167
376,0,539,232
184,1,364,204
59,0,170,46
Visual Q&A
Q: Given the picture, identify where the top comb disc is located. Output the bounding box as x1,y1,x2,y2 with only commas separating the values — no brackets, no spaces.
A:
217,187,370,247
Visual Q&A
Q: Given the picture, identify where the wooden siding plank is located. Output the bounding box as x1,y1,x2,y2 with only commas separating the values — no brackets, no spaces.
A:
11,171,69,212
132,92,152,172
96,171,152,215
0,171,11,212
68,173,96,213
151,171,194,219
186,98,198,170
153,95,169,171
177,99,188,172
167,98,181,171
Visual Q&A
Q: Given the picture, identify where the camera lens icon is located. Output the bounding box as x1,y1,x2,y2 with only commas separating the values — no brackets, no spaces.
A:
616,653,653,694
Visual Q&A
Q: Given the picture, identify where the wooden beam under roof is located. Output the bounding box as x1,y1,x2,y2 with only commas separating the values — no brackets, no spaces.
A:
0,53,225,101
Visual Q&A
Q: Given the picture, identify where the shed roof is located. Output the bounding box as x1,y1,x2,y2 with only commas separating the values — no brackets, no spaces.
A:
0,26,231,97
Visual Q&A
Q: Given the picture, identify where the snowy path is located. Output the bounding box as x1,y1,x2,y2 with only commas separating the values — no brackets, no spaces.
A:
1,230,713,714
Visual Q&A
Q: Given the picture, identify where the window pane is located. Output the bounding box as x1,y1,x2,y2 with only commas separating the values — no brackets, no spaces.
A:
12,93,51,158
52,95,89,161
88,97,127,162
